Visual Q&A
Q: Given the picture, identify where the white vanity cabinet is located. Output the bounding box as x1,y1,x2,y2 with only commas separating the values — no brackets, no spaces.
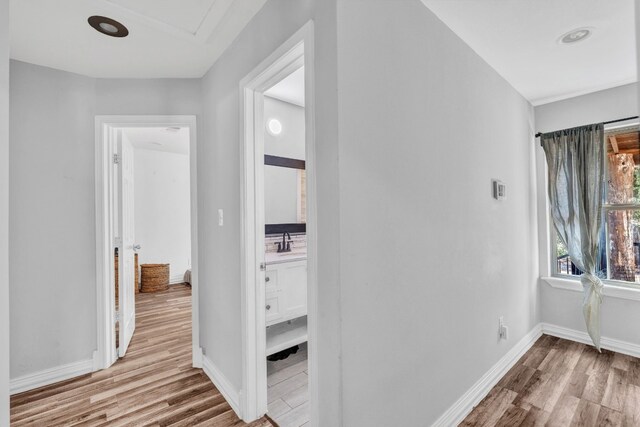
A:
265,259,307,327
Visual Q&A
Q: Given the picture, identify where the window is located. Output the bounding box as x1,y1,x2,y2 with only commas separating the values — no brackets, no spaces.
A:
554,125,640,284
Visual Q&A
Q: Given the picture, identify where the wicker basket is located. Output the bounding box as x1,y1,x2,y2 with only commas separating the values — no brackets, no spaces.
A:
140,264,170,293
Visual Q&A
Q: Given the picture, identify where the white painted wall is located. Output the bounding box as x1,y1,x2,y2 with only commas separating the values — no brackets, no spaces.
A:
199,1,343,424
134,147,191,284
9,60,201,380
10,62,97,380
0,0,10,423
264,96,306,224
336,1,538,425
535,83,638,133
535,83,640,344
264,96,305,159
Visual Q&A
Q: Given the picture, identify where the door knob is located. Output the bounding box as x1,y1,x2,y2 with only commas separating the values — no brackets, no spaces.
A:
133,244,141,251
266,305,271,310
265,277,270,282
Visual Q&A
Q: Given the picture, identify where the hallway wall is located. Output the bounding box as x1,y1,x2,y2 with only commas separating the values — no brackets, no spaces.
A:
199,0,342,424
336,1,538,425
1,0,10,422
9,60,201,381
9,61,96,381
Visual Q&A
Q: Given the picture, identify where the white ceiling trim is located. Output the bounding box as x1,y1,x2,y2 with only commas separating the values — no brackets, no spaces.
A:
194,0,236,43
533,77,639,107
101,0,234,45
10,0,268,78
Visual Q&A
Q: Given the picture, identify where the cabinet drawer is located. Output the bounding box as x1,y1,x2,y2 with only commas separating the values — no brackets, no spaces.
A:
265,294,282,326
265,269,278,292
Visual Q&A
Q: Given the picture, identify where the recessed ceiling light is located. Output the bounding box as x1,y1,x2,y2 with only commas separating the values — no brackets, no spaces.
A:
88,16,129,38
558,28,593,45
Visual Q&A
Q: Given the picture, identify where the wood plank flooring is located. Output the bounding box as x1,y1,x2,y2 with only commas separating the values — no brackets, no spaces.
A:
462,334,640,426
10,285,275,427
267,343,308,427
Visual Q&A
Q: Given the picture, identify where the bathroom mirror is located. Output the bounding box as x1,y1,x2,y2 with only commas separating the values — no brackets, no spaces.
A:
265,155,306,234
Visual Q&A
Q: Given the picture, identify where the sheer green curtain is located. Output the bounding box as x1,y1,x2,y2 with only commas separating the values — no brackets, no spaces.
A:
541,124,605,351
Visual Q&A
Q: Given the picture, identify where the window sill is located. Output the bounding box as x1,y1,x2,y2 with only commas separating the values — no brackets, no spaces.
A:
542,276,640,302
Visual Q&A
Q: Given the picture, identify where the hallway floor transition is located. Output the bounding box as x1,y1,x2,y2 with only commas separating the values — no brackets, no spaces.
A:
10,284,274,427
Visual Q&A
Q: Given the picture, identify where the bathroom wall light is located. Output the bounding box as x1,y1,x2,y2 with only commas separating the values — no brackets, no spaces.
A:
267,119,283,136
88,16,129,38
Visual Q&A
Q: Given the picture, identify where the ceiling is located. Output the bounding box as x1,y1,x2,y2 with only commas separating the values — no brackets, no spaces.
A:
123,127,190,155
10,0,267,78
265,67,305,107
421,0,637,105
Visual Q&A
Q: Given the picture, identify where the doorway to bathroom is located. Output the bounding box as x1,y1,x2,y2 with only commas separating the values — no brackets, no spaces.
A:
94,116,200,371
240,22,317,426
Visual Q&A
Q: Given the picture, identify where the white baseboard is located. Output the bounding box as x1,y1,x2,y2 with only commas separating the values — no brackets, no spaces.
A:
202,355,242,418
431,324,543,427
10,358,94,395
192,346,203,369
170,274,185,285
541,323,640,358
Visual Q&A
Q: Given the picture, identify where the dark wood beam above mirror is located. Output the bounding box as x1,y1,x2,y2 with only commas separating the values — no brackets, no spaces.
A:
266,223,306,235
265,155,305,170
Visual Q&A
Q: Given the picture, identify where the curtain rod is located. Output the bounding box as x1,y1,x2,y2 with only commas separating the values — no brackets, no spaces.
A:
534,116,639,138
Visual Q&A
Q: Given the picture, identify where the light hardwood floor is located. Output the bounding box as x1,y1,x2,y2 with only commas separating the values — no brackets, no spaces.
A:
267,343,309,427
10,285,274,427
462,334,640,426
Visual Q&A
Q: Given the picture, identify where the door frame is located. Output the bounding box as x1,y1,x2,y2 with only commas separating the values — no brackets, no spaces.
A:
94,115,200,370
239,21,318,423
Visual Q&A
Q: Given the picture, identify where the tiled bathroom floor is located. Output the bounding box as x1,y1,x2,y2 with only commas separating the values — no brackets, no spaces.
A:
267,343,309,427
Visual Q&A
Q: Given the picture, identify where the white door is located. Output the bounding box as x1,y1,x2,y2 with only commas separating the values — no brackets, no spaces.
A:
118,132,136,357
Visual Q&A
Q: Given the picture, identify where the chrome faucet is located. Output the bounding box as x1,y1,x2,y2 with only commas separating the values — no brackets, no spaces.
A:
274,232,292,253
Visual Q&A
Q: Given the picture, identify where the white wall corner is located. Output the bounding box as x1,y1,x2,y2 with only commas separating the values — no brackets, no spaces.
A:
10,358,94,395
202,355,242,419
431,324,543,427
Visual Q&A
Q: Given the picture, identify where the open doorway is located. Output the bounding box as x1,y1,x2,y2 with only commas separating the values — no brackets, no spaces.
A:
113,126,192,355
240,23,317,426
95,116,200,371
263,67,309,427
